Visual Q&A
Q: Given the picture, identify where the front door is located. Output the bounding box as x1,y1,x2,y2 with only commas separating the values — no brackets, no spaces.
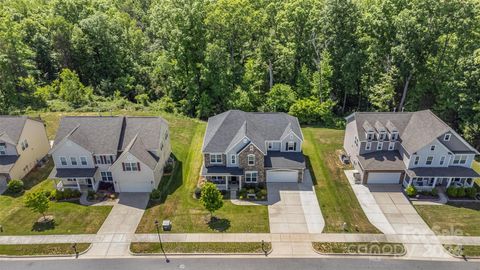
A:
231,176,238,185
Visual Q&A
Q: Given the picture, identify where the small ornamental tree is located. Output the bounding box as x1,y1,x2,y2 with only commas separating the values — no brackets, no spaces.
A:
200,182,224,218
24,191,50,221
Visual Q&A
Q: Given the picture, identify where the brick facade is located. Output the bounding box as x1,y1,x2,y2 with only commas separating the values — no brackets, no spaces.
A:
238,144,265,183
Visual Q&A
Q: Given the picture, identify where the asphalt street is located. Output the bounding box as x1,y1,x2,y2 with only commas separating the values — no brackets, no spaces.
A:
1,257,479,270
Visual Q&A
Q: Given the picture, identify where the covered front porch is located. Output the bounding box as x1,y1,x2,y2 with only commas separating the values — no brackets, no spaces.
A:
404,166,479,191
50,167,99,191
201,165,244,191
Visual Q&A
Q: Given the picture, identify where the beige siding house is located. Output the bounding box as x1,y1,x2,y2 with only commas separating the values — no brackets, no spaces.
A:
0,116,50,187
49,116,171,193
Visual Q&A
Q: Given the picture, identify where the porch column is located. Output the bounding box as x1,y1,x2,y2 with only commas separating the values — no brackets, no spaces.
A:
432,177,438,188
76,179,81,190
239,176,242,189
226,176,229,190
408,177,413,186
446,177,452,188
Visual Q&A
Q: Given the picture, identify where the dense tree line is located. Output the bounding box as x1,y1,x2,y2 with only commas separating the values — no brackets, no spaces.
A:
0,0,479,148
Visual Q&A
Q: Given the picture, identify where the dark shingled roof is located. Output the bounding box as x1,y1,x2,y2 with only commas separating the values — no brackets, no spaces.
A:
52,116,168,170
407,167,480,178
51,168,98,178
352,110,478,155
357,151,406,171
0,155,18,173
202,110,303,153
265,152,306,169
0,116,41,144
201,165,244,176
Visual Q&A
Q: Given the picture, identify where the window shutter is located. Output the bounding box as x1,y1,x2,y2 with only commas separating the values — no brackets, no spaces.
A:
122,162,125,171
110,155,114,163
137,162,141,171
285,143,288,151
294,142,297,151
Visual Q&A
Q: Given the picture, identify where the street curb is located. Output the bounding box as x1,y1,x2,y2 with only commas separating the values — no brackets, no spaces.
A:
0,243,92,259
128,245,273,257
311,243,406,257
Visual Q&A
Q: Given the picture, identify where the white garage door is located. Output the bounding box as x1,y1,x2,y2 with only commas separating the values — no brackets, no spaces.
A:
367,172,401,184
266,170,298,183
118,179,152,192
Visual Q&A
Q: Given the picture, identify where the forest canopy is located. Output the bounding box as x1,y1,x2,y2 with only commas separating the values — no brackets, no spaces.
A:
0,0,479,148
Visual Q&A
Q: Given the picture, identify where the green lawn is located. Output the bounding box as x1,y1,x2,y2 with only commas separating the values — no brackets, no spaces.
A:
130,242,271,254
0,243,90,256
127,113,269,233
313,242,405,255
416,202,480,236
444,245,480,257
302,127,380,233
473,161,480,186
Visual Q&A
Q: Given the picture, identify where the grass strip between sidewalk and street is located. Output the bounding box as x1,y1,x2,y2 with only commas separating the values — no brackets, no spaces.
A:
443,245,480,258
130,242,272,254
312,242,405,255
0,243,90,256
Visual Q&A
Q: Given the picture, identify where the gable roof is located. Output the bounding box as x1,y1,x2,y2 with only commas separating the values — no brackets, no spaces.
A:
0,116,40,145
52,116,168,168
202,110,303,153
352,110,479,155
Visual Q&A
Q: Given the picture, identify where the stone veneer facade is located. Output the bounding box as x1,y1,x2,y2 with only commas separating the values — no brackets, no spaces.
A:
238,144,265,183
204,153,226,167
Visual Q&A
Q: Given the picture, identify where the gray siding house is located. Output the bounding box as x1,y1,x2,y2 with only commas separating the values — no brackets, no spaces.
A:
49,116,171,193
344,110,479,190
202,110,306,190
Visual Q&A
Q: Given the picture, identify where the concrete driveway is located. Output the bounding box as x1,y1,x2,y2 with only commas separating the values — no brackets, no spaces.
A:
84,192,149,257
267,170,324,234
0,185,6,195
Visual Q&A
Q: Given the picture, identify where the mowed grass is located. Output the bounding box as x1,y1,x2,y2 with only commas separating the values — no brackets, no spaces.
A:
0,243,90,256
444,245,480,257
302,127,380,233
128,114,269,233
313,242,405,255
0,180,111,235
473,161,480,186
130,242,271,254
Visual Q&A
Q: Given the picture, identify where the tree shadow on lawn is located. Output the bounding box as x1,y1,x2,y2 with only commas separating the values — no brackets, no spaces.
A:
447,201,480,211
207,216,231,232
31,218,56,232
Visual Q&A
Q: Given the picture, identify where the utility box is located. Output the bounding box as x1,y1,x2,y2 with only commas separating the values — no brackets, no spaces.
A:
162,220,172,231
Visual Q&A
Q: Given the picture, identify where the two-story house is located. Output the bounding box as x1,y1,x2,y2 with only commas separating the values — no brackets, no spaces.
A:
49,116,171,193
344,110,479,190
0,116,50,188
201,110,306,190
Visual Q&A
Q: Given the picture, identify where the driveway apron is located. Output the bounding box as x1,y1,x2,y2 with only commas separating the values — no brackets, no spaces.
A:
84,192,149,258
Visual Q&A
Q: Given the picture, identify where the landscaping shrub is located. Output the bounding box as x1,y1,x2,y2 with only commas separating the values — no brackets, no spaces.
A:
7,179,24,194
51,189,81,201
430,188,438,197
43,190,52,198
51,190,64,201
256,188,268,200
446,187,458,198
87,190,96,200
405,185,417,197
457,188,466,198
164,163,174,174
238,188,247,199
150,189,162,200
465,187,477,199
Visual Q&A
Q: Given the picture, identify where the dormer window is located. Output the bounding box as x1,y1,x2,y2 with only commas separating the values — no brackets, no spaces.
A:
444,134,451,141
378,132,386,141
366,132,374,141
390,132,398,141
377,142,383,150
230,154,236,164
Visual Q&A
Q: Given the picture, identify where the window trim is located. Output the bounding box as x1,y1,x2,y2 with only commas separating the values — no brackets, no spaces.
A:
80,156,87,166
60,156,67,166
70,157,78,166
414,156,420,165
365,142,372,151
287,141,296,152
377,142,383,150
453,155,467,165
230,154,236,164
245,171,258,183
101,171,113,182
439,156,446,166
210,153,223,164
0,145,5,155
388,142,395,151
247,154,255,166
426,156,434,165
430,145,436,151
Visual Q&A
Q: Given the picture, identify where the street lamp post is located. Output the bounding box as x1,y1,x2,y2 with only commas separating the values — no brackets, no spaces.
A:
71,242,78,258
155,219,170,263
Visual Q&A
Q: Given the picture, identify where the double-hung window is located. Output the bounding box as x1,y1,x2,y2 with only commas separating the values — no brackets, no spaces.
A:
439,156,446,166
365,142,372,151
286,141,296,151
388,142,395,151
430,145,436,151
444,134,451,141
123,162,140,171
426,156,434,165
60,156,67,166
453,155,467,165
245,171,258,183
0,144,6,155
80,156,87,166
247,154,255,166
210,154,222,164
70,157,77,166
230,154,236,165
413,156,420,165
377,142,383,150
101,172,113,182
